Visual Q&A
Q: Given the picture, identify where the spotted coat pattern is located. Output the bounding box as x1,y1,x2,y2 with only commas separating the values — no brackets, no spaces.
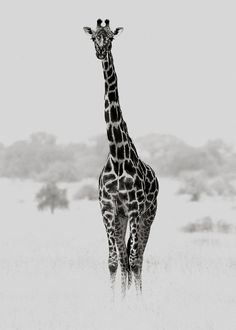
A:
84,20,159,295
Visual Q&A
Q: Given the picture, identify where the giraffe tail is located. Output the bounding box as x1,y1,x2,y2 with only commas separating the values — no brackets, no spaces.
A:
127,235,132,288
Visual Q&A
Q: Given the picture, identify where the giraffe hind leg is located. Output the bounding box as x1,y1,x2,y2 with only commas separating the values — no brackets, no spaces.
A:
128,213,143,294
126,235,132,289
139,204,157,258
137,208,157,292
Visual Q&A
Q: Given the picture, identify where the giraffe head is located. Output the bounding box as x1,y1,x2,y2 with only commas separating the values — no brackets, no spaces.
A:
83,19,123,60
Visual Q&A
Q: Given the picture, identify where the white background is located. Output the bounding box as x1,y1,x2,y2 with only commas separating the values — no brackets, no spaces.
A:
0,0,235,146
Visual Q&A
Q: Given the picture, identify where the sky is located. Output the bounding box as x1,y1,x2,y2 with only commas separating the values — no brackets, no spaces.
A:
0,0,235,146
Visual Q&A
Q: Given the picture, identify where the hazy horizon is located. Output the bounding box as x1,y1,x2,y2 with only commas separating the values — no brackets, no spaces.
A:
0,130,234,149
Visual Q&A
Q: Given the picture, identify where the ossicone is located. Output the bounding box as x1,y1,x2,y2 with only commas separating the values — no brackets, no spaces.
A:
97,19,102,27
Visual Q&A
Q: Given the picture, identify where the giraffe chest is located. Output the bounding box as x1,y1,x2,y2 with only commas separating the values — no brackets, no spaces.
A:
99,157,158,215
99,161,145,209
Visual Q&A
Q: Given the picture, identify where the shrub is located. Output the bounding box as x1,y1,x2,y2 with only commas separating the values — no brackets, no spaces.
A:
182,217,234,234
216,220,233,233
177,171,211,201
182,217,214,233
36,182,69,213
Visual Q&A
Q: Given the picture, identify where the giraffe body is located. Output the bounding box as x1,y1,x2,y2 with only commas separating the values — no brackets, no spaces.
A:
84,19,159,295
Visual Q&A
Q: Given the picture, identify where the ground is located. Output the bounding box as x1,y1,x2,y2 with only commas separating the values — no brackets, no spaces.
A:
0,178,236,330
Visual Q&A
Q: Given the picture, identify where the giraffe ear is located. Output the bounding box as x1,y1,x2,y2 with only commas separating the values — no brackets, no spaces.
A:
83,27,93,35
113,27,124,36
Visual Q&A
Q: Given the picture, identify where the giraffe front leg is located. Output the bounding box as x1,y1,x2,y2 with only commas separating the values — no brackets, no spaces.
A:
103,214,118,294
129,212,142,294
118,246,129,297
107,236,118,292
115,215,129,298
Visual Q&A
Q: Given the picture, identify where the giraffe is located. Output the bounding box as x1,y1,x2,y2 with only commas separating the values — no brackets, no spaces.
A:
83,19,159,296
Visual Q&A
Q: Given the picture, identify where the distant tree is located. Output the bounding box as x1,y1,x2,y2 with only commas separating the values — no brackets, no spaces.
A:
209,175,236,198
0,143,5,175
177,171,212,201
36,182,69,213
30,132,57,146
178,170,236,201
1,132,236,184
35,161,80,182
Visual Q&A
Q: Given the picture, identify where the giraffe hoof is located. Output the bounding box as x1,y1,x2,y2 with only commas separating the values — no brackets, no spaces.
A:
108,264,118,274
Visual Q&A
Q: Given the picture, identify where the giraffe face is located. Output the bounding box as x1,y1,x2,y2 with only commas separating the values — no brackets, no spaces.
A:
83,19,123,60
93,29,113,60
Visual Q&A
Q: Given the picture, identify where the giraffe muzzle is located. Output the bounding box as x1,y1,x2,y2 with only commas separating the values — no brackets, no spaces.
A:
96,52,107,60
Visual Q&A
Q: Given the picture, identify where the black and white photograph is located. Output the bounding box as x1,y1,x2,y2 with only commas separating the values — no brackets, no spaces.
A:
0,0,236,329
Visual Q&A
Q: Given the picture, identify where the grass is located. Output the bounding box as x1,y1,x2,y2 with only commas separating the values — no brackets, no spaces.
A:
0,178,236,330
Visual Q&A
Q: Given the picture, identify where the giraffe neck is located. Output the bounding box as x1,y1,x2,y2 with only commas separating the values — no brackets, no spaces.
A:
102,51,137,164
